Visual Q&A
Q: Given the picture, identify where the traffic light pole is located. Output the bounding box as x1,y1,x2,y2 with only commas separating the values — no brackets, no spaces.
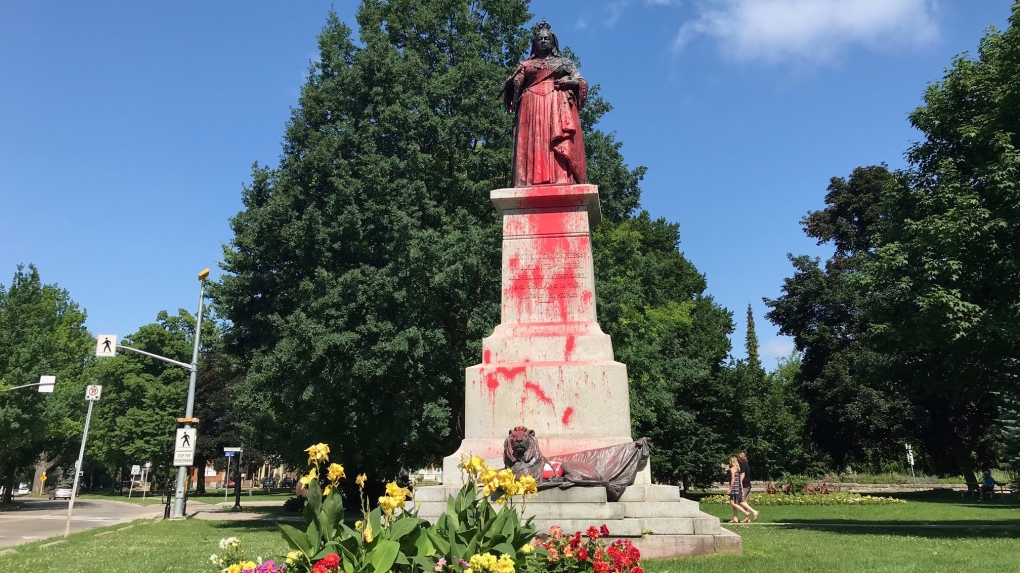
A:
172,275,206,519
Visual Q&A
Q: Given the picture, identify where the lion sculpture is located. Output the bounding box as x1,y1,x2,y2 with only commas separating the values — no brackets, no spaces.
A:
502,426,650,502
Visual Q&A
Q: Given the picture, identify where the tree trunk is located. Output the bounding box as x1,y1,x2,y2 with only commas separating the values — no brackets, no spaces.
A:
195,455,207,495
1,467,15,504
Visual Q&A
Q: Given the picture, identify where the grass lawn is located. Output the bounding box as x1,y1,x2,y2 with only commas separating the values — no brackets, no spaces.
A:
1,491,1016,572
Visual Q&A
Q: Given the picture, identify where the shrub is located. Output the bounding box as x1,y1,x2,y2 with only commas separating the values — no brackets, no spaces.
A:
283,496,306,513
700,492,907,506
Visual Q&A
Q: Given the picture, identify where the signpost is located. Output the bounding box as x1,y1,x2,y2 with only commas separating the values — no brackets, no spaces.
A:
223,447,241,502
141,462,152,500
65,385,100,538
224,446,244,510
905,443,916,485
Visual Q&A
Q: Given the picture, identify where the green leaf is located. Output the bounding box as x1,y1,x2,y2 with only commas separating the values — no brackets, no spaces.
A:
370,540,400,573
386,516,421,540
278,523,312,555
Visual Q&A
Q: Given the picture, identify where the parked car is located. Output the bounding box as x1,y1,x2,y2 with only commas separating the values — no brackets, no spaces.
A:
49,485,74,500
262,477,277,490
280,477,295,489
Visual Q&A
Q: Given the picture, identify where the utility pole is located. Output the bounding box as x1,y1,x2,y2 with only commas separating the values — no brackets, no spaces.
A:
65,385,101,538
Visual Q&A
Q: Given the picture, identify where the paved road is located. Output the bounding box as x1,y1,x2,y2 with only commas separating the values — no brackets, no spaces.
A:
0,498,161,547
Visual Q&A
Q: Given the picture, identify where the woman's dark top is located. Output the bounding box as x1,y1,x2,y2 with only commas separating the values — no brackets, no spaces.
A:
739,461,751,489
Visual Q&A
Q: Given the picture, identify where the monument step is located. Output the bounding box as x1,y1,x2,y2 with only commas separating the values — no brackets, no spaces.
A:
631,529,742,559
415,500,625,521
413,485,610,504
623,500,702,518
616,484,682,503
530,519,643,538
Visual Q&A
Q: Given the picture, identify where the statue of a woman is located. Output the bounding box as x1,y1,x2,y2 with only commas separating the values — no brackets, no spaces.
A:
502,20,588,187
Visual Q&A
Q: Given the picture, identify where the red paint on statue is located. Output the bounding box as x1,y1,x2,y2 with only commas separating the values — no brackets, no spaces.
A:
564,335,575,360
524,381,554,407
561,407,574,426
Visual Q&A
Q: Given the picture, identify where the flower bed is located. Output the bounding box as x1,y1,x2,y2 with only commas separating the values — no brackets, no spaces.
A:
203,444,642,573
700,492,907,506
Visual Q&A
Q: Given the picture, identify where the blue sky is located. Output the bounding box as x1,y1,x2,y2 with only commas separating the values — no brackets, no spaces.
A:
0,1,1011,369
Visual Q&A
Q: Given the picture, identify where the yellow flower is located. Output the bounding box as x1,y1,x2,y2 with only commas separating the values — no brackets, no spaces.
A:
324,485,332,496
356,474,367,487
521,544,534,553
495,554,515,573
226,565,242,573
285,551,302,565
304,443,330,465
385,481,411,502
378,495,401,515
327,463,345,482
518,475,537,496
362,521,374,543
299,467,318,486
354,520,363,532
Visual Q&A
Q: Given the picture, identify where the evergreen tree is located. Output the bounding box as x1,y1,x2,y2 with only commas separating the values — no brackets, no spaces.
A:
744,304,761,372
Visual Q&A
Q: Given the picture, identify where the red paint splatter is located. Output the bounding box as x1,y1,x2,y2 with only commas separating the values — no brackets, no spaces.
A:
496,366,527,379
564,335,575,361
561,407,574,426
485,372,500,391
483,350,491,364
524,382,554,406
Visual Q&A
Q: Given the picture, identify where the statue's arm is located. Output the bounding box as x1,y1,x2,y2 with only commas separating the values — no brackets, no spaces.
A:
501,65,524,113
553,61,587,109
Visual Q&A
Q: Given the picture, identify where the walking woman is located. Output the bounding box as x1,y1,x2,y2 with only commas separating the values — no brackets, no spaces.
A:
727,456,748,523
737,452,759,522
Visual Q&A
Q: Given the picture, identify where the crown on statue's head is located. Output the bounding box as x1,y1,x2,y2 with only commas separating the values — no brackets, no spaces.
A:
536,18,551,32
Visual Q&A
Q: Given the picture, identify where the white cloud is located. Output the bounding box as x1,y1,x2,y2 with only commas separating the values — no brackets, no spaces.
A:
605,1,631,27
576,14,590,29
673,0,940,63
760,336,796,364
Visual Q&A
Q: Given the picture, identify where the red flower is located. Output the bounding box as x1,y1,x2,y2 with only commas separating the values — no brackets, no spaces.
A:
577,547,589,562
311,562,327,573
600,524,610,537
586,525,600,541
321,554,340,568
594,548,605,561
631,567,644,573
570,531,582,548
593,560,610,573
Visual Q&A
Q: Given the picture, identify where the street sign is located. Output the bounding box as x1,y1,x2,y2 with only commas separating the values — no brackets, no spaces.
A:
173,428,197,467
95,335,117,358
223,447,242,453
225,452,235,458
38,375,55,393
131,465,141,476
85,385,103,401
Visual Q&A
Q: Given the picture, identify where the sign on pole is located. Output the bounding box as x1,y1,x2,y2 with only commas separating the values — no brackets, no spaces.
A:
223,447,242,453
85,385,103,401
174,428,197,467
131,465,141,476
224,451,235,458
95,335,117,358
38,375,55,393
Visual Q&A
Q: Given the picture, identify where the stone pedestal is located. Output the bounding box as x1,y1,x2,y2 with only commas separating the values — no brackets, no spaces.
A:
425,184,739,557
